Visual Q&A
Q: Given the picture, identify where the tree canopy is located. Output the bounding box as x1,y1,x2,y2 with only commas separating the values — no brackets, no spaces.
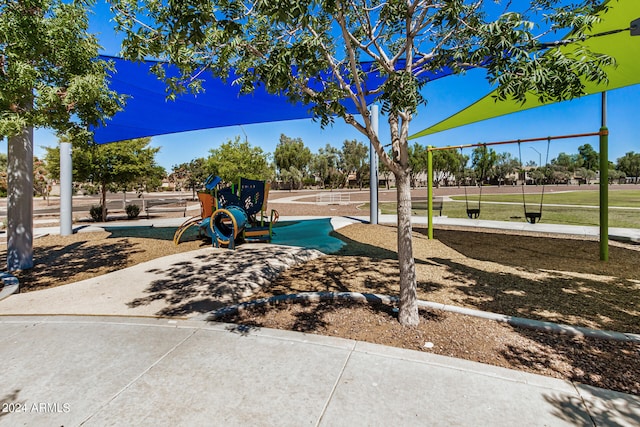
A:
341,139,369,189
111,0,613,325
206,136,273,185
472,145,498,184
171,158,208,198
616,151,640,181
274,134,312,173
0,0,124,142
274,134,312,189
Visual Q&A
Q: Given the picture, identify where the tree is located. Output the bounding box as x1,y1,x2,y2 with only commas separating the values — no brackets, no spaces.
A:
578,144,599,171
1,0,124,270
171,158,208,198
278,166,304,191
136,164,166,193
548,164,572,184
206,136,272,185
323,144,345,190
309,153,328,188
529,167,546,185
112,1,612,326
378,150,393,190
187,158,208,194
45,138,160,221
552,152,577,171
274,134,312,173
341,139,369,189
494,152,519,186
33,158,51,201
617,151,640,183
472,146,497,185
575,167,596,185
608,168,625,184
432,149,460,188
408,143,429,188
274,134,312,189
455,152,470,186
310,144,341,188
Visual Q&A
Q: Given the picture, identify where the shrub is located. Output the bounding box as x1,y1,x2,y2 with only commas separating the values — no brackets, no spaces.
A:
89,205,106,222
81,184,98,196
303,177,317,188
126,204,140,219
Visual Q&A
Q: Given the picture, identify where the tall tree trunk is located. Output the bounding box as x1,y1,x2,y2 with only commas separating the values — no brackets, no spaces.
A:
395,170,419,326
7,125,34,271
101,184,108,222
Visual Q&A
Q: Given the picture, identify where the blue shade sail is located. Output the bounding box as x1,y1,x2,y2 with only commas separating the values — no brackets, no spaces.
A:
92,56,466,144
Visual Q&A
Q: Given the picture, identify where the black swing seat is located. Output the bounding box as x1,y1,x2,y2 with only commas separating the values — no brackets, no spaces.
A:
525,212,542,224
466,208,481,219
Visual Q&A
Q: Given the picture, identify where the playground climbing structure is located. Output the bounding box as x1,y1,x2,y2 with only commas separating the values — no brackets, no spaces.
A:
173,176,279,248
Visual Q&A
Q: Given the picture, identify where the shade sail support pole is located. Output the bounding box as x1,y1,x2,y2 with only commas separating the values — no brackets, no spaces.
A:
600,92,609,261
427,146,434,239
60,142,73,236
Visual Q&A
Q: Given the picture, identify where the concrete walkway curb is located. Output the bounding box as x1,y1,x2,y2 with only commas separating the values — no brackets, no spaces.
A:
0,272,19,301
194,291,640,343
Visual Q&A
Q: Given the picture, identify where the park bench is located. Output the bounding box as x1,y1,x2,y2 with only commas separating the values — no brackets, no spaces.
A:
432,197,443,216
143,199,187,218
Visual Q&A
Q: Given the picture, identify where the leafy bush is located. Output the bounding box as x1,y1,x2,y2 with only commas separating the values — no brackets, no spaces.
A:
126,204,140,219
89,205,106,222
81,184,98,196
303,177,317,188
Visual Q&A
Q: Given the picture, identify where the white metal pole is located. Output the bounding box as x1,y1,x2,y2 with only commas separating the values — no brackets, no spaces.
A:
369,105,379,225
60,141,73,236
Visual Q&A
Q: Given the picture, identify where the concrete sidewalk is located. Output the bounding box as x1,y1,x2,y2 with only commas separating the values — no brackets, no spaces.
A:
1,315,638,426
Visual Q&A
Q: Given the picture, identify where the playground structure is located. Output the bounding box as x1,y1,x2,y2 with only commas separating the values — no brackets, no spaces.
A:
173,176,279,249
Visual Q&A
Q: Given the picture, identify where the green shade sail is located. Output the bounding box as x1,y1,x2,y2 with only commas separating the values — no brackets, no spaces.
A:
409,0,640,139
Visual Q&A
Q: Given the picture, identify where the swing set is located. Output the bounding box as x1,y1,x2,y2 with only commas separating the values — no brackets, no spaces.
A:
517,138,551,224
426,130,604,228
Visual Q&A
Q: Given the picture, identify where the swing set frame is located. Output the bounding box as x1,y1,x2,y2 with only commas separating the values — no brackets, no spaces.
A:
424,129,607,235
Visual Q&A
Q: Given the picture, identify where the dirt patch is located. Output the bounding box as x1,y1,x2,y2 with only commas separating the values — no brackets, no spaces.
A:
2,228,207,292
218,300,639,396
257,224,640,334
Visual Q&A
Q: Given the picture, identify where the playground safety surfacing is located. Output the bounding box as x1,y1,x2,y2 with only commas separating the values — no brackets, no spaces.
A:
271,218,346,253
101,217,347,254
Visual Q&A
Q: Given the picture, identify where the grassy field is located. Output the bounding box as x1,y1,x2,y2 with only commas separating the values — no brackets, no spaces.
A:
375,189,640,228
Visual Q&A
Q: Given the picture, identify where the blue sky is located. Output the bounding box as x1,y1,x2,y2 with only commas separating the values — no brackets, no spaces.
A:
7,1,640,171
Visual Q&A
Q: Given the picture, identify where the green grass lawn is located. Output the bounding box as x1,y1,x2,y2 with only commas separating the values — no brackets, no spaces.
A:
373,190,640,228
